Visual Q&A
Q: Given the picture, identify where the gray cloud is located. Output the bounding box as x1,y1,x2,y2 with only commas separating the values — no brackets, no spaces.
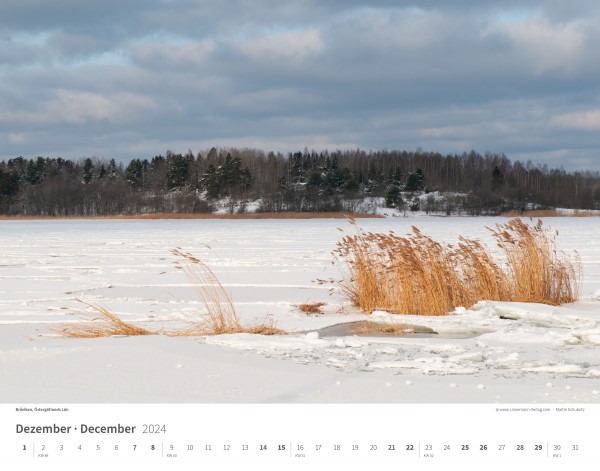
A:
1,1,599,170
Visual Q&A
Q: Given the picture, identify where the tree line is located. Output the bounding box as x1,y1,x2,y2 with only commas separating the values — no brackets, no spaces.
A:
1,147,599,216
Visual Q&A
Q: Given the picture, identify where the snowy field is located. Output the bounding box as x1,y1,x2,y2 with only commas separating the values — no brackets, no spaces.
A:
1,217,600,403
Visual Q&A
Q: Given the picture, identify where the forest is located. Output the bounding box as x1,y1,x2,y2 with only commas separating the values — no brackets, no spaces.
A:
1,147,599,216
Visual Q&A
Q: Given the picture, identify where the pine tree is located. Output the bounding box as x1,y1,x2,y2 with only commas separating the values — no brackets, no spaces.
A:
82,158,94,184
107,159,117,178
405,168,424,192
125,159,144,188
166,153,189,190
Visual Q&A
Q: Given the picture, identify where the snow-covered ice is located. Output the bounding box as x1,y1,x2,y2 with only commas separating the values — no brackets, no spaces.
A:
1,217,599,403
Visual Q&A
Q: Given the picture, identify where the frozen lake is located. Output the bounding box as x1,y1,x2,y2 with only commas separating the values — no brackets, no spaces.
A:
1,216,600,403
2,217,599,325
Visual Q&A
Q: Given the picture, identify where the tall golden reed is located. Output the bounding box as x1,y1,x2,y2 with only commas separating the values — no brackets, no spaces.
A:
488,219,580,305
334,218,580,316
171,248,283,335
171,248,241,335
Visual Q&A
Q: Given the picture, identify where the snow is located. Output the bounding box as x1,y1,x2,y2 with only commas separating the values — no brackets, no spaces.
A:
1,216,600,403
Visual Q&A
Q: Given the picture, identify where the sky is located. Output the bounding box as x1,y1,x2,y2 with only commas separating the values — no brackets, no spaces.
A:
1,0,600,170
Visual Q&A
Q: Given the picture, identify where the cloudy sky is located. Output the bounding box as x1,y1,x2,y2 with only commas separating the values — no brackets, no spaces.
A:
1,1,599,170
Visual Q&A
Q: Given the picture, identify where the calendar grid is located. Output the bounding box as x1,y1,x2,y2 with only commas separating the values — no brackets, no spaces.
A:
2,404,597,470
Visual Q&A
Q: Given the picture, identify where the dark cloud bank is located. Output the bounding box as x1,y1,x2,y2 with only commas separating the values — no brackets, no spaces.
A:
1,1,599,170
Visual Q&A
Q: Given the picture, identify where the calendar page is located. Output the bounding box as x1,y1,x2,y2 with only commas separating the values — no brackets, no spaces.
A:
3,0,600,467
2,403,598,470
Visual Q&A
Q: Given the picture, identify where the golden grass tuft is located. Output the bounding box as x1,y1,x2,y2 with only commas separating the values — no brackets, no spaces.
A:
170,248,285,335
56,299,159,338
334,218,464,315
334,218,580,316
296,302,327,314
171,247,241,334
488,218,580,305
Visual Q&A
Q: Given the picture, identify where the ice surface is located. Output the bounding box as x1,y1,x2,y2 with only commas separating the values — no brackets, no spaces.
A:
1,217,600,403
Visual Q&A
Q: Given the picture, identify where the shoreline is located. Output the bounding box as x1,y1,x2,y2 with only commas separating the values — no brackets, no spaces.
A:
1,209,599,221
0,211,383,221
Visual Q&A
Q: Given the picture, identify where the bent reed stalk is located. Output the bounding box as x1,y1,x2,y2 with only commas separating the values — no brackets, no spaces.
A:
334,218,580,316
170,248,283,335
56,299,159,338
57,251,284,338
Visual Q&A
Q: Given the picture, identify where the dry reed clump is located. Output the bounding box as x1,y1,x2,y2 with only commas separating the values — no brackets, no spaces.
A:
334,221,467,315
296,302,327,314
56,299,159,338
171,248,240,334
334,217,580,316
488,218,580,305
170,248,285,336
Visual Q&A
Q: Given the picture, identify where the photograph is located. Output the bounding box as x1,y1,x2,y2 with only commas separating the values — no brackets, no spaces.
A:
1,215,599,405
